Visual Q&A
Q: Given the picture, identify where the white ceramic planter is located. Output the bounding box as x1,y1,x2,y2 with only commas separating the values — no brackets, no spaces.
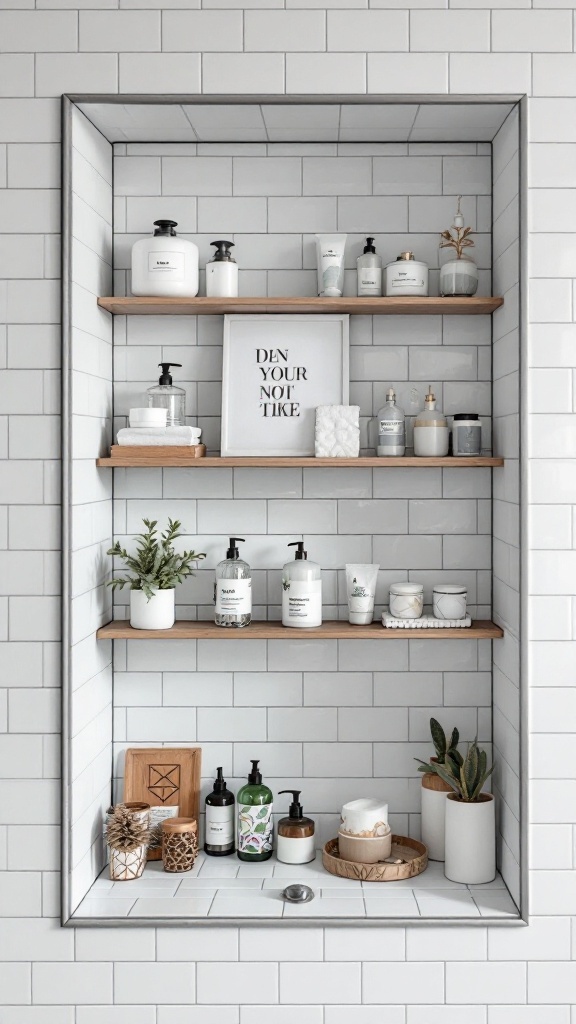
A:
130,588,175,630
444,793,496,884
440,258,478,297
421,774,451,862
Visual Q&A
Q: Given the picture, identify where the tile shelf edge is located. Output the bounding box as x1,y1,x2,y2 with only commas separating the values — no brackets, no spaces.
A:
96,619,504,641
96,452,504,468
98,295,503,316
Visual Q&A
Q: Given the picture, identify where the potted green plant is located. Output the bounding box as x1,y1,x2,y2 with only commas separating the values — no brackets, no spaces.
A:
107,518,205,630
415,718,462,862
425,738,495,884
439,195,479,297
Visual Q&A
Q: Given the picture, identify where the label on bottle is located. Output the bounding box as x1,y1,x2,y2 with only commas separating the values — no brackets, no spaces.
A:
238,804,274,856
378,418,405,448
358,268,382,295
215,579,252,615
389,271,426,290
282,580,322,627
206,804,235,847
148,251,184,275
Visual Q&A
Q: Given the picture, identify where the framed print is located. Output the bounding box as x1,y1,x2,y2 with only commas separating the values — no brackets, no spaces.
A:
221,314,349,457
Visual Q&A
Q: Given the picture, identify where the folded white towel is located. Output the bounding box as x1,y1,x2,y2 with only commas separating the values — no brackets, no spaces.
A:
382,611,472,629
117,426,202,447
315,405,360,458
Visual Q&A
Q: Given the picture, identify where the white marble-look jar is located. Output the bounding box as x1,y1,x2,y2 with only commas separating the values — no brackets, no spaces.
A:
389,583,424,619
433,585,467,620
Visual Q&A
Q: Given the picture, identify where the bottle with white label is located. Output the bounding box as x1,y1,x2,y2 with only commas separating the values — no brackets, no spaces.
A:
215,538,252,628
357,237,382,297
282,541,322,628
131,220,199,297
205,767,235,857
277,789,315,865
377,388,405,457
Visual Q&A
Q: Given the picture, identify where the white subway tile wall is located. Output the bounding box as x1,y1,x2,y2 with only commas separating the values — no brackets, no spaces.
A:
0,0,572,1016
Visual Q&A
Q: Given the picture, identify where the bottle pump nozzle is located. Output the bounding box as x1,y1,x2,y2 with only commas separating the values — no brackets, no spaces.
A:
288,541,307,560
279,789,303,819
153,219,178,236
226,537,245,559
213,767,226,793
248,759,262,785
158,362,182,385
363,237,376,254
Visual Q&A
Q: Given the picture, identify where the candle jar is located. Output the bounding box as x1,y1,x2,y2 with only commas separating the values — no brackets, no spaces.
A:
452,414,482,456
162,817,198,873
433,585,467,620
389,583,424,619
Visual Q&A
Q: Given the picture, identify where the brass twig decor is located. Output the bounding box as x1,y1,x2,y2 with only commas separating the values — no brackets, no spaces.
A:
106,803,151,853
439,195,475,260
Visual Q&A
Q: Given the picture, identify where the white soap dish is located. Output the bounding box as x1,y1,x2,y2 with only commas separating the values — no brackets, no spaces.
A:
382,611,472,629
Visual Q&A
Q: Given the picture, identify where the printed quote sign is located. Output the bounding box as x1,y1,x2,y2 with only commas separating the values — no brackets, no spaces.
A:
221,314,349,457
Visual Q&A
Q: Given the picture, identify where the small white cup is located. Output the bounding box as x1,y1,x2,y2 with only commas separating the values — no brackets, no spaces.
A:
129,407,168,429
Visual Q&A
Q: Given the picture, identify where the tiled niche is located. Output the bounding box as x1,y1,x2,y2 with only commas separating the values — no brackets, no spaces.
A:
64,97,523,925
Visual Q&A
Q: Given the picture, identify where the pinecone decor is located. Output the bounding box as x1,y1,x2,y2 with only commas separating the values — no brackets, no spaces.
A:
106,802,151,880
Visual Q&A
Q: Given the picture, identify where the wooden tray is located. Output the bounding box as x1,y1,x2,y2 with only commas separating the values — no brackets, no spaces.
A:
105,444,206,465
323,835,428,882
124,747,201,860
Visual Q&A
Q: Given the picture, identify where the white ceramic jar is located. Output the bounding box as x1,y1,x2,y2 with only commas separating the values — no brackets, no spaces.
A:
131,220,199,298
385,251,428,297
444,793,496,885
340,798,388,838
129,407,167,429
389,583,424,619
440,257,478,297
433,585,467,620
130,588,175,630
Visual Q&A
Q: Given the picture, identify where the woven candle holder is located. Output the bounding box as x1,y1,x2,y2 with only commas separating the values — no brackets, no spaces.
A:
162,817,198,873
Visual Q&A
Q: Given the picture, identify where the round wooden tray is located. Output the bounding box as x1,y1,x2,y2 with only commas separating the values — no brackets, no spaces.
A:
323,835,428,882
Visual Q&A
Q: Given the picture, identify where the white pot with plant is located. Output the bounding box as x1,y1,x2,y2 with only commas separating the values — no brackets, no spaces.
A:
107,518,205,630
439,195,479,297
429,738,496,884
415,717,462,862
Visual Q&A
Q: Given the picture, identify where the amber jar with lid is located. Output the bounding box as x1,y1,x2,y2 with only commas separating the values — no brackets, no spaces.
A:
162,817,198,873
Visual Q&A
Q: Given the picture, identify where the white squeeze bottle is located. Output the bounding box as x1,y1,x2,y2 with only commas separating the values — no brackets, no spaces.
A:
282,541,322,628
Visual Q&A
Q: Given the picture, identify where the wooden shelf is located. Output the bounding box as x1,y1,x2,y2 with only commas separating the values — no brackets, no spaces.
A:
97,450,504,468
97,619,504,641
97,296,503,317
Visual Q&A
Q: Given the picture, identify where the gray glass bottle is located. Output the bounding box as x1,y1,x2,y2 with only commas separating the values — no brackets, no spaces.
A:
214,537,252,628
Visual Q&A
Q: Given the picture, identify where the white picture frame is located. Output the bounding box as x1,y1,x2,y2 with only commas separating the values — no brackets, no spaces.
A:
221,314,350,457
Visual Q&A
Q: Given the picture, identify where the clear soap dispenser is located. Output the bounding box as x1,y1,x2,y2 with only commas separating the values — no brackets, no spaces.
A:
282,541,322,628
413,386,449,457
376,387,405,457
215,537,252,628
147,363,186,427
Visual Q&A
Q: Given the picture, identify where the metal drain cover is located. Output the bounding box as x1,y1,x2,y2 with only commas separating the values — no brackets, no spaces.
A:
282,883,315,904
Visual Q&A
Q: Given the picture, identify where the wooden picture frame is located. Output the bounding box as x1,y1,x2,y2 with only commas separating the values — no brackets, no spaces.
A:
124,747,201,861
221,313,349,457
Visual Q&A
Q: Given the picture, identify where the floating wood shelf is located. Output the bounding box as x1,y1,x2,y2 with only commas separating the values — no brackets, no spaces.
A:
97,449,504,468
97,619,504,641
97,296,504,317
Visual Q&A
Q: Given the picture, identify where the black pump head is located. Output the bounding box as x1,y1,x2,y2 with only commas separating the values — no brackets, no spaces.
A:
210,240,235,262
226,537,245,559
158,362,182,385
153,219,178,236
279,789,303,819
288,541,307,560
363,237,376,253
213,767,226,793
248,759,262,785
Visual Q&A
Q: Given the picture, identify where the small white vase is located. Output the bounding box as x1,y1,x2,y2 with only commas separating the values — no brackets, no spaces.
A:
421,769,452,862
444,793,495,884
440,258,478,297
130,588,175,630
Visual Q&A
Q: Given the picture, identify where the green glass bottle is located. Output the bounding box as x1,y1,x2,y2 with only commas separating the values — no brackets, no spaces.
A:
237,759,273,862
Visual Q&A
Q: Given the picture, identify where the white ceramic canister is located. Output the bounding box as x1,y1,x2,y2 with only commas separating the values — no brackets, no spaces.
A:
439,257,478,297
433,585,467,620
385,251,428,297
130,588,175,630
389,583,424,619
444,793,496,885
421,770,452,861
452,413,482,456
129,407,168,429
340,798,388,838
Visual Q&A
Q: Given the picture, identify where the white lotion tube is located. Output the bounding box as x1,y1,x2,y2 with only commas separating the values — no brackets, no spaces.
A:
315,234,347,297
346,563,379,625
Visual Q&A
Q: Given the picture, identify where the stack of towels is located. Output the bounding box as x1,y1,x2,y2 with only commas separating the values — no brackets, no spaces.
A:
117,426,202,447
